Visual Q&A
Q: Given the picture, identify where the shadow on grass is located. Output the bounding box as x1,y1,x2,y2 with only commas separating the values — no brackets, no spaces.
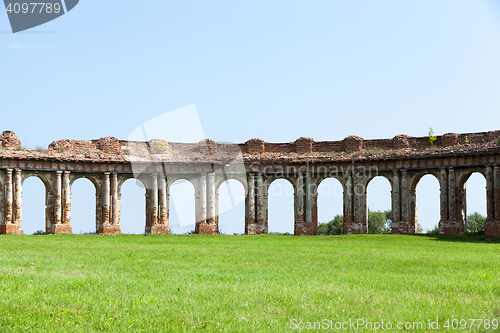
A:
410,233,500,244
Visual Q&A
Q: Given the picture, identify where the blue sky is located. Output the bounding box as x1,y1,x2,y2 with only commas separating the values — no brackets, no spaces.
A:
1,0,498,233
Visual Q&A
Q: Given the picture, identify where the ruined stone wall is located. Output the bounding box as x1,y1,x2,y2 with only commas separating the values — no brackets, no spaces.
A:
1,129,500,237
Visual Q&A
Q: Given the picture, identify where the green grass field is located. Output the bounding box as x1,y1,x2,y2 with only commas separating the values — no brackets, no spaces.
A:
0,234,499,332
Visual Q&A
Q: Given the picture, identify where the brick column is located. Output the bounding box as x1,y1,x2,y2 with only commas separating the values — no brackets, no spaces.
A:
485,165,500,236
110,173,118,225
441,167,461,235
153,174,169,233
13,169,22,228
5,169,13,225
54,171,62,226
351,173,367,234
1,169,21,234
295,173,314,235
400,170,410,232
100,172,110,233
391,170,400,233
203,173,217,234
207,173,216,225
295,173,304,225
439,168,448,234
360,174,369,234
343,171,353,234
311,188,318,235
256,174,265,225
448,168,456,222
150,174,158,226
101,172,119,234
62,171,71,225
196,174,208,234
494,166,500,220
245,174,257,234
145,187,150,230
53,171,72,234
486,166,494,220
305,174,312,223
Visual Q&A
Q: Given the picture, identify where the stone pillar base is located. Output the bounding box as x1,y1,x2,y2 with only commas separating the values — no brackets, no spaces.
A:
245,223,267,235
485,219,500,237
294,222,315,235
101,225,121,234
0,224,23,234
343,222,367,234
391,221,417,234
149,224,169,234
439,220,466,235
52,224,72,234
198,223,218,235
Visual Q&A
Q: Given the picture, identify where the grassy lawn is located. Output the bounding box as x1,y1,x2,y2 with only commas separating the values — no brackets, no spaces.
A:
0,234,499,332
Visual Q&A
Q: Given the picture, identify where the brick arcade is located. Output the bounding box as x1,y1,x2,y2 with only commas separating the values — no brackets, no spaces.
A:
0,129,499,236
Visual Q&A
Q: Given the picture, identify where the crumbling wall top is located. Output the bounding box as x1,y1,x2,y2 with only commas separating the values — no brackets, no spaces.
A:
0,130,21,149
0,129,499,164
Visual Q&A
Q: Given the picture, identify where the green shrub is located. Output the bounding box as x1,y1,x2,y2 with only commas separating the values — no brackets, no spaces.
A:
426,224,440,235
467,212,485,235
318,215,344,235
428,127,437,145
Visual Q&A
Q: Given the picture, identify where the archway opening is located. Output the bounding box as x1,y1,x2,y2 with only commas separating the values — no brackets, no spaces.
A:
218,179,245,235
367,176,391,234
268,179,294,234
415,174,440,233
71,178,97,234
465,172,487,234
21,176,46,234
169,179,195,234
120,179,146,234
317,178,343,235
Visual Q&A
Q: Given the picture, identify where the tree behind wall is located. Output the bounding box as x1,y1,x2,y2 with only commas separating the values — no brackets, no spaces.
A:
467,212,485,235
318,210,392,235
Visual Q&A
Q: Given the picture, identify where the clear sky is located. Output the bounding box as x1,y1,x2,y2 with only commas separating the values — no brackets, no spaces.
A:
1,0,498,233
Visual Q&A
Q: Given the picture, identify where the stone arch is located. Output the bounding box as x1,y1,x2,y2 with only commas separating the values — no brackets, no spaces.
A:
70,174,100,192
118,174,148,194
20,173,50,234
69,174,104,233
409,171,441,232
167,176,198,194
410,170,440,194
315,175,346,192
266,177,295,234
458,168,486,192
365,173,393,234
364,173,393,189
457,168,487,231
263,176,296,197
216,178,246,235
21,172,51,193
168,177,196,233
315,176,345,234
69,174,101,234
215,175,248,197
119,176,147,234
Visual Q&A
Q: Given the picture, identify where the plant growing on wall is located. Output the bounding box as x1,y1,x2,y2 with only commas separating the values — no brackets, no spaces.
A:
465,135,470,144
155,141,168,152
428,127,437,145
